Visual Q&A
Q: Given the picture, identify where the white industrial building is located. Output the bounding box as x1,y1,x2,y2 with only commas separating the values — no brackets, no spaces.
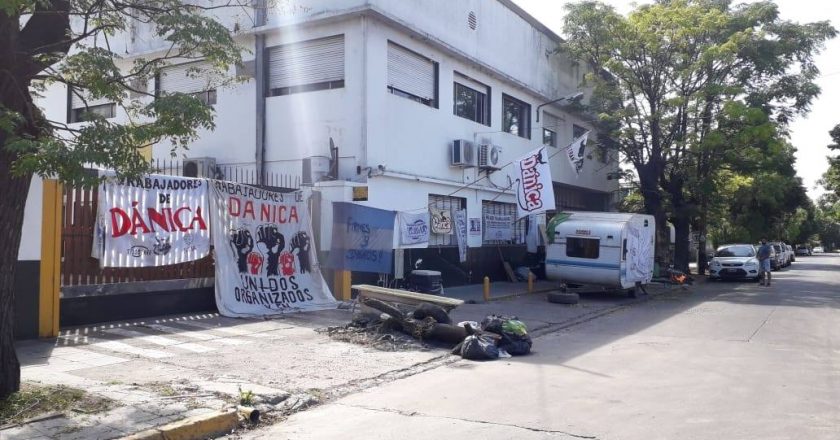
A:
28,0,621,288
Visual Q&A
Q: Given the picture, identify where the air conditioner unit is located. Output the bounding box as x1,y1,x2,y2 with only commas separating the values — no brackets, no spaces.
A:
451,139,476,168
302,156,331,185
478,144,502,170
182,157,219,178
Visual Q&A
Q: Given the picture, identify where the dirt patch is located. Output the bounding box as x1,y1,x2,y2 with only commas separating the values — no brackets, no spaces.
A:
317,317,436,352
0,382,114,427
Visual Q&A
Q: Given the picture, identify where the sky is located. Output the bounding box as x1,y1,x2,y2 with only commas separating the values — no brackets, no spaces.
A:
513,0,840,200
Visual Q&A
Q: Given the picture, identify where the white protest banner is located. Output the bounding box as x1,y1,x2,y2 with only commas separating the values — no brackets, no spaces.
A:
211,181,335,317
515,146,556,219
454,210,468,262
430,207,453,235
399,212,430,246
468,218,481,237
483,213,513,241
94,173,210,267
564,132,589,177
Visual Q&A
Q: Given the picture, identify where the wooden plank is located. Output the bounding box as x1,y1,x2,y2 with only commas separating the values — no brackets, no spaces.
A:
351,284,463,311
502,261,517,283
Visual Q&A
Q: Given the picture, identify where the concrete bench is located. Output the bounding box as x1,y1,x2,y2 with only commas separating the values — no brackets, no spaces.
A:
351,284,464,312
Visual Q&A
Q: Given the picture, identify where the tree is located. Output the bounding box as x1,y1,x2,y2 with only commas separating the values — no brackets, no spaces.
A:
562,0,835,272
1,0,244,398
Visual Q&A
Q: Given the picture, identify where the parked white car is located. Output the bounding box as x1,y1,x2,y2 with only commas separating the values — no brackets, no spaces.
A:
813,246,824,253
709,244,761,281
771,242,790,268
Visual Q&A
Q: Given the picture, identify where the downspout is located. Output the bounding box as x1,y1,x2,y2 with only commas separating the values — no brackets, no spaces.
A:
254,0,267,185
360,15,368,181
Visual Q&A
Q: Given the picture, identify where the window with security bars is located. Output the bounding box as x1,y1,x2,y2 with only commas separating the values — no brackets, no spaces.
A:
482,201,525,245
428,194,465,246
555,185,609,211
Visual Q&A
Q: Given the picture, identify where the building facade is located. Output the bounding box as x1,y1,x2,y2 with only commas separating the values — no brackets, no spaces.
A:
28,0,621,289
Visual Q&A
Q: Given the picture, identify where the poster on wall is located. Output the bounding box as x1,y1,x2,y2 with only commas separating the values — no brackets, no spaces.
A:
468,218,481,236
327,202,396,273
430,207,453,235
398,212,430,246
455,210,468,263
514,146,557,219
211,182,336,317
93,173,211,268
483,213,513,241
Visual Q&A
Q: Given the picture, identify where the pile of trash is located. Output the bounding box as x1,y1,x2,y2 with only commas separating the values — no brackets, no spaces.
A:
354,297,532,361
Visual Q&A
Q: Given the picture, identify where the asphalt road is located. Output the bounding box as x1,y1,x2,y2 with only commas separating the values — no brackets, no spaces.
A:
246,254,840,439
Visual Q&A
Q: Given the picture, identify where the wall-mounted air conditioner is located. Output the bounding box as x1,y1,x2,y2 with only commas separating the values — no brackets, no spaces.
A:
451,139,476,168
302,156,331,185
182,157,219,178
478,144,502,170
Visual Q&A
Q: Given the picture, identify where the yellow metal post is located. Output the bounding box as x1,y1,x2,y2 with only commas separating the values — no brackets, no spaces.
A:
483,276,490,302
528,271,534,293
39,179,62,338
334,270,352,301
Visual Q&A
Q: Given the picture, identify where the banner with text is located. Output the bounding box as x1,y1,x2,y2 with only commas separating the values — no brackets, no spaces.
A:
515,146,556,219
94,173,210,267
327,202,396,273
398,212,430,247
430,207,453,235
211,182,335,317
564,132,589,177
455,210,468,262
483,213,513,242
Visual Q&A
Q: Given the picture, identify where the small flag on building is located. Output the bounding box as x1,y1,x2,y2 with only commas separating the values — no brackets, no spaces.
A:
564,131,589,176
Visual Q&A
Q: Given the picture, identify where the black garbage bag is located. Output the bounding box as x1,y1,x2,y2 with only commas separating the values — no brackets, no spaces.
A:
459,335,499,360
412,303,452,325
480,315,533,356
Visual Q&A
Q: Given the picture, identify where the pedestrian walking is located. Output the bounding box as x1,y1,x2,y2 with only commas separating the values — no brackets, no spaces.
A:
757,238,773,286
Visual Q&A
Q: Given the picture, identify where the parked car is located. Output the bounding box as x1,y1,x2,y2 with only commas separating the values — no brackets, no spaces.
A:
786,244,795,263
813,246,824,253
760,243,782,270
709,244,761,281
771,242,788,268
795,244,811,256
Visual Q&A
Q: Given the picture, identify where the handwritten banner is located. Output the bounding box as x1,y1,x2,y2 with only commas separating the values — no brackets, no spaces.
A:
430,207,453,235
455,210,468,263
327,202,395,273
483,213,513,241
398,212,430,247
211,182,335,317
93,173,210,267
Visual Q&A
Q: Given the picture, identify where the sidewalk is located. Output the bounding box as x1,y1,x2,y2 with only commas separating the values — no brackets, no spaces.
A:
3,285,668,440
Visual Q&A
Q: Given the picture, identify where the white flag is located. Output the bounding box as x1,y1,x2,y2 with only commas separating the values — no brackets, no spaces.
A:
515,146,556,219
564,132,589,176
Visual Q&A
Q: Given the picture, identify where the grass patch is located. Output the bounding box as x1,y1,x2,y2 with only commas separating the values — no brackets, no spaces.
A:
0,383,113,427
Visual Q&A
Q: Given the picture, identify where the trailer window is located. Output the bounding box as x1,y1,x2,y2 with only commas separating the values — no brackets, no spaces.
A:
567,237,600,259
622,239,627,261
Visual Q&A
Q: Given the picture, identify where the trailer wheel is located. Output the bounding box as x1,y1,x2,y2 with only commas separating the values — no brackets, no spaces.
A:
547,292,579,305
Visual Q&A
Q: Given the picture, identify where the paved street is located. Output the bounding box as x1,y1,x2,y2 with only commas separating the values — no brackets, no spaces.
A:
245,255,840,440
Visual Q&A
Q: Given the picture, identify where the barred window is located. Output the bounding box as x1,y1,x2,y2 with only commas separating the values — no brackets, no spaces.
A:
428,194,465,246
482,201,525,245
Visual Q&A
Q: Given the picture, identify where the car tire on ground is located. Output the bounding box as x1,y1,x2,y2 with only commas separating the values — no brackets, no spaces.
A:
547,292,580,305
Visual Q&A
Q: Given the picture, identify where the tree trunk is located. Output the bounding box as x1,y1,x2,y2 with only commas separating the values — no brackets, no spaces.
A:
0,148,32,399
672,214,691,274
696,209,708,275
638,164,670,269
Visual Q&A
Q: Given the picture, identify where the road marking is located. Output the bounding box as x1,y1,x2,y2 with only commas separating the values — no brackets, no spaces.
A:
104,328,215,353
90,340,172,359
145,323,251,346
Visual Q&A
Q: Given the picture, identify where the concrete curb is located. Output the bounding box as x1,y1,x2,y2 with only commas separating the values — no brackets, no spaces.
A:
119,408,239,440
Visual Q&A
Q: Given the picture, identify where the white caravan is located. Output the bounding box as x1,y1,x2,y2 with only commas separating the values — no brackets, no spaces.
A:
545,212,656,293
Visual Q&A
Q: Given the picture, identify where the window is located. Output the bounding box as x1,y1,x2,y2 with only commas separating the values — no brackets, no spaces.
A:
503,94,530,139
482,201,525,245
453,74,489,125
388,41,438,108
567,237,600,259
68,87,116,123
267,35,345,97
157,61,217,105
542,112,563,147
428,194,465,246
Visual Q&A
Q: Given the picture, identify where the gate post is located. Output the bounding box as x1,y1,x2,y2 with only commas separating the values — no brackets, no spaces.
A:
39,179,62,338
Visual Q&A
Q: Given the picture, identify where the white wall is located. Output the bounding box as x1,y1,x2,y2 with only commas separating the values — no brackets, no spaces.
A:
18,177,43,261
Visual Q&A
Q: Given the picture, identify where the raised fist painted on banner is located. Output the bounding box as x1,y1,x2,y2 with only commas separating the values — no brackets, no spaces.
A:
279,251,296,276
247,252,264,275
256,224,285,276
290,231,312,274
229,229,254,274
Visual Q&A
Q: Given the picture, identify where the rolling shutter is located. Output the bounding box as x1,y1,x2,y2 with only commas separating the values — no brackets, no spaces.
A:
267,35,345,90
159,61,214,94
70,88,111,109
388,42,435,100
